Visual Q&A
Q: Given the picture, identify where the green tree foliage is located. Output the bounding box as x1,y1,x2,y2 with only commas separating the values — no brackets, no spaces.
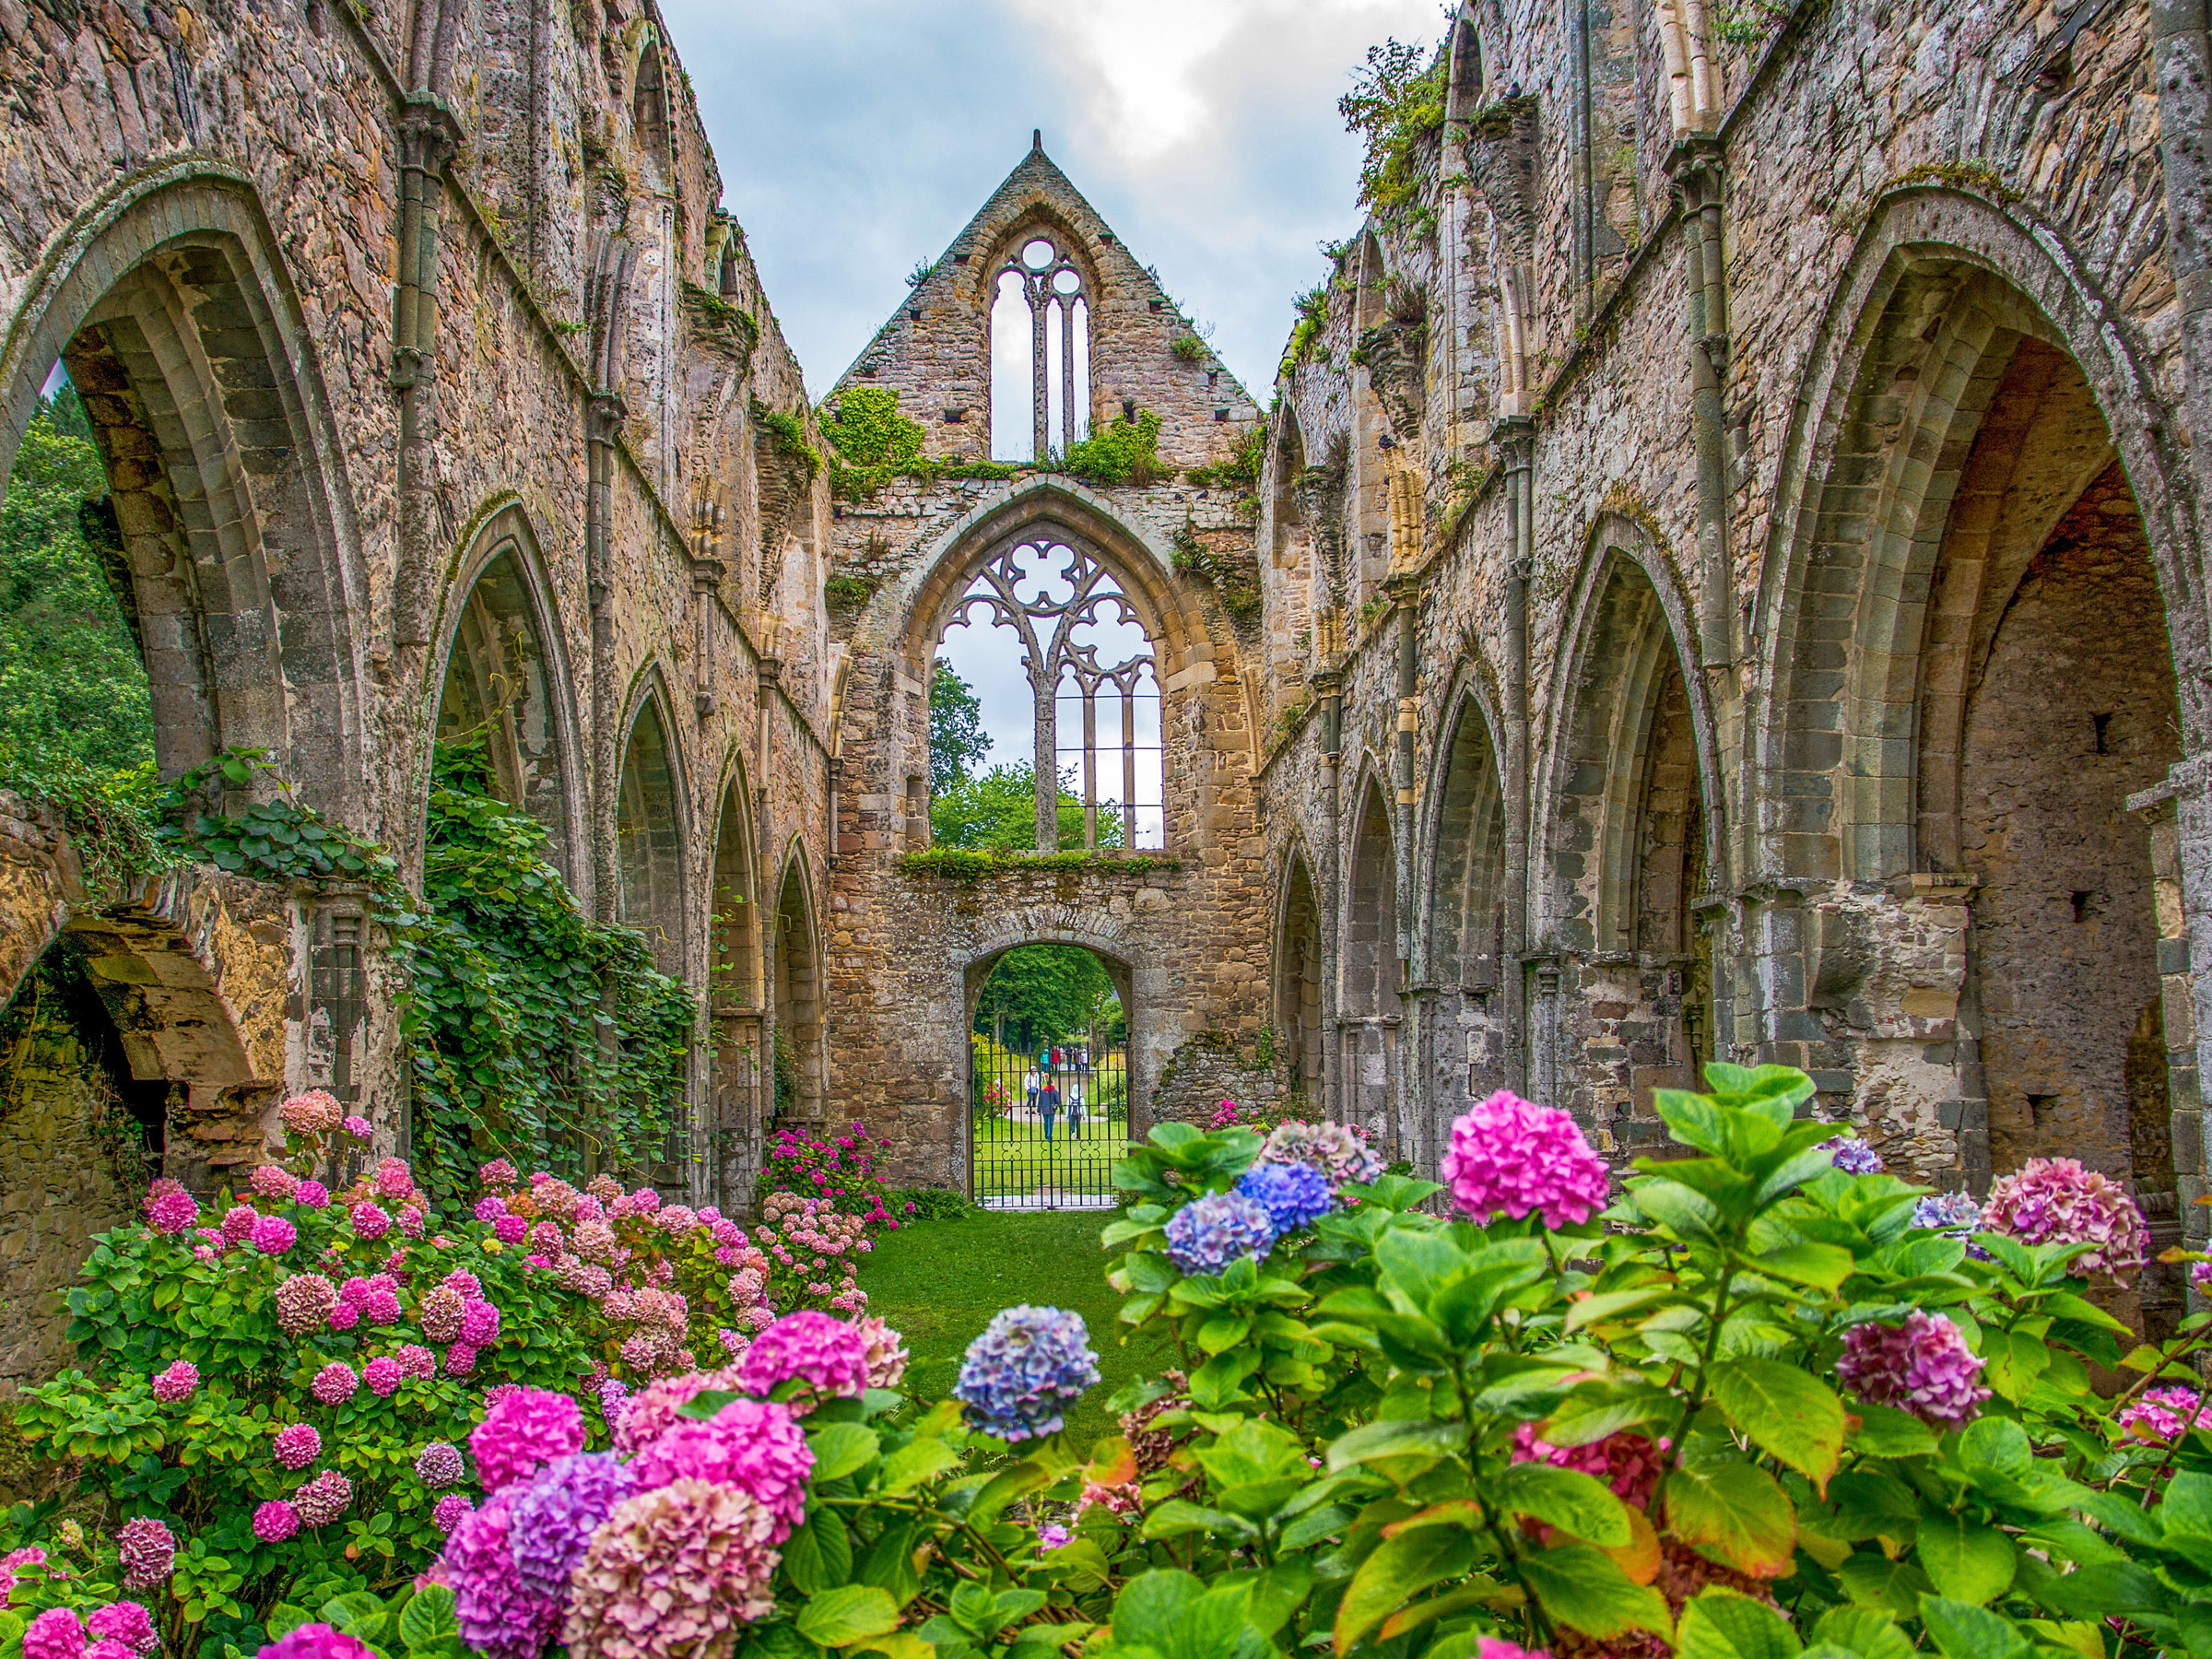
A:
0,388,154,776
929,658,990,794
929,760,1126,854
973,943,1118,1049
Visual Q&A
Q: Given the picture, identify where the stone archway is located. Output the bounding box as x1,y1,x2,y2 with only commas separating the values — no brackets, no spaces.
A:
1343,772,1402,1153
1427,687,1512,1120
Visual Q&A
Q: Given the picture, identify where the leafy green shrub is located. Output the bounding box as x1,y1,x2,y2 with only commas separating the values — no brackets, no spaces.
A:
1185,425,1266,489
889,1186,977,1222
1062,410,1162,487
1340,37,1448,225
821,386,1019,500
1171,334,1207,364
752,401,821,482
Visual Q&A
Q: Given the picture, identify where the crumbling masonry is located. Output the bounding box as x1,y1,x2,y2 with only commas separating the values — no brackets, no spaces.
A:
4,0,2212,1371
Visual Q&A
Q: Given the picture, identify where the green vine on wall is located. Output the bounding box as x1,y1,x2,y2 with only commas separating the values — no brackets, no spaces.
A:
0,746,171,895
1060,409,1162,486
1183,425,1265,489
751,400,822,483
1340,38,1448,228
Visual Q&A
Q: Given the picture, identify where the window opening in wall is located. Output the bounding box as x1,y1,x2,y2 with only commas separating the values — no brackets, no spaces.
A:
989,234,1090,463
967,945,1127,1210
933,538,1163,852
632,42,671,191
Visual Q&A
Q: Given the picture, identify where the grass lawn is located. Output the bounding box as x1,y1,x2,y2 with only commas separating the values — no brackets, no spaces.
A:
855,1210,1179,1448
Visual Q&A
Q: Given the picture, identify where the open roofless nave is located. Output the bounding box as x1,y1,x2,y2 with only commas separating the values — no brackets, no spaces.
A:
2,0,2212,1378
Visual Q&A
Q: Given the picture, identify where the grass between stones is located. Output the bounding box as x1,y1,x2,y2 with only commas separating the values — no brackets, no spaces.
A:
855,1209,1180,1449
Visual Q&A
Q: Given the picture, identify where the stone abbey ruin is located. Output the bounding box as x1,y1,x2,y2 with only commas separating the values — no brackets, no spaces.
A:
4,0,2212,1369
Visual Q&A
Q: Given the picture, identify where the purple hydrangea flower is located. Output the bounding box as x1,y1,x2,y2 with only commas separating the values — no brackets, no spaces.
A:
1912,1191,1992,1259
1821,1135,1884,1174
1162,1191,1277,1277
440,1491,562,1659
952,1305,1100,1441
1835,1311,1989,1431
433,1494,476,1535
508,1452,635,1597
2118,1385,2210,1445
1233,1160,1336,1236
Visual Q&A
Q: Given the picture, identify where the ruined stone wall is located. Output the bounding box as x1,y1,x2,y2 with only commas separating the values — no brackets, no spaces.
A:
0,0,834,1212
1253,0,2212,1260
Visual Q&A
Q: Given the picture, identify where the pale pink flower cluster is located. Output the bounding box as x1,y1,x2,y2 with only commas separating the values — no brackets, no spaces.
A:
562,1479,781,1659
278,1090,345,1137
754,1196,867,1311
1983,1157,2148,1284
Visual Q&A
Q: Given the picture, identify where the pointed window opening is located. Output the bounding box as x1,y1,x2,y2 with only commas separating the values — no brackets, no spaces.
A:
990,235,1089,463
935,539,1162,851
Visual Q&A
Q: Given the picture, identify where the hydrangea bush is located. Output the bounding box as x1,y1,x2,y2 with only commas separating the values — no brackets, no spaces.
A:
16,1066,2212,1659
758,1124,900,1228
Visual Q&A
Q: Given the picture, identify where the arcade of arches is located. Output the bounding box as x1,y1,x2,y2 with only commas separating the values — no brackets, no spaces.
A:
6,0,2212,1376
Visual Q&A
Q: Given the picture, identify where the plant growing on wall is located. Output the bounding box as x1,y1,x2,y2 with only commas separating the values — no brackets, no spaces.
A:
1340,37,1448,226
1061,410,1162,487
820,387,1019,501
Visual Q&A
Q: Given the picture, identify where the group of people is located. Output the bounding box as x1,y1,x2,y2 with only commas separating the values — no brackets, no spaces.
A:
1023,1044,1091,1142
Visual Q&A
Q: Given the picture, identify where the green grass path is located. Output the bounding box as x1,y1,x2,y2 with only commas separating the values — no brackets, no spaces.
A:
855,1211,1177,1448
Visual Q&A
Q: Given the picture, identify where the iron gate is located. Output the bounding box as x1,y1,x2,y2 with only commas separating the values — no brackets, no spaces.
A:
970,1038,1128,1208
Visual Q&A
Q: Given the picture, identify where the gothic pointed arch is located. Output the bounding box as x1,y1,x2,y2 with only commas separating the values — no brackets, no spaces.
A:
1427,679,1509,992
704,750,764,1201
1273,841,1327,1107
1343,769,1402,1146
0,167,367,816
428,501,583,882
614,678,688,979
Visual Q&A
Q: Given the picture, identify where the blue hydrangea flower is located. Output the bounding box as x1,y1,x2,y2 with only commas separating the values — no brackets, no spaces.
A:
952,1305,1100,1441
1912,1190,1991,1259
1162,1190,1277,1277
508,1451,634,1598
1821,1135,1884,1174
1234,1160,1336,1237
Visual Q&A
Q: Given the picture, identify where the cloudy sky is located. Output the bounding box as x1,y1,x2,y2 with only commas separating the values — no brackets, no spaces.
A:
664,0,1439,781
666,0,1441,402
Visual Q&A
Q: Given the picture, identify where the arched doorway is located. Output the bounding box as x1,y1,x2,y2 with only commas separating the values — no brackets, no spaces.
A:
963,943,1129,1209
1343,776,1401,1152
614,692,686,978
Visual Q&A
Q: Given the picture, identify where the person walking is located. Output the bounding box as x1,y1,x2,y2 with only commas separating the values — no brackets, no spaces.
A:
1023,1065,1040,1119
1065,1078,1084,1139
1040,1075,1061,1142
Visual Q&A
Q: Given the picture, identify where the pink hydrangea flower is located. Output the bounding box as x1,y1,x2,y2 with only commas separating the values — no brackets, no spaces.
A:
311,1361,359,1405
325,1302,359,1333
221,1205,259,1245
86,1601,156,1653
1512,1423,1667,1509
433,1494,476,1534
1836,1311,1990,1431
114,1519,175,1591
22,1608,85,1659
253,1500,300,1543
350,1202,391,1241
2119,1385,2212,1444
395,1343,437,1379
363,1356,404,1396
1983,1157,2147,1284
443,1269,483,1299
459,1300,501,1347
478,1159,519,1191
294,1181,331,1210
737,1311,870,1403
474,1196,508,1224
343,1114,372,1141
250,1164,300,1201
296,1469,353,1527
444,1344,478,1377
142,1187,198,1235
279,1090,345,1135
400,1206,426,1238
629,1398,813,1541
469,1386,585,1493
1441,1091,1610,1229
362,1289,402,1325
274,1423,322,1470
150,1359,198,1403
493,1214,527,1244
250,1214,298,1255
562,1479,781,1656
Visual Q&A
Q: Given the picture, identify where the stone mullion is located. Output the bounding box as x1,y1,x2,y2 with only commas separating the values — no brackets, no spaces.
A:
1030,285,1050,463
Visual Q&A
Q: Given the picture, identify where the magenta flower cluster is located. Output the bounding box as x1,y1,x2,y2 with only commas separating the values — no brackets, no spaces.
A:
1982,1156,2147,1284
1835,1311,1990,1430
1441,1090,1610,1229
735,1310,870,1401
2119,1385,2211,1444
470,1385,587,1494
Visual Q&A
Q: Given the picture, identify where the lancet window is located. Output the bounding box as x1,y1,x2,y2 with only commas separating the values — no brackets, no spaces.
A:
990,235,1090,463
942,538,1162,851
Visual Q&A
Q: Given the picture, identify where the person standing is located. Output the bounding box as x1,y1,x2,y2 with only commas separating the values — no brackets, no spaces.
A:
1040,1074,1061,1142
1023,1065,1040,1119
1066,1078,1084,1139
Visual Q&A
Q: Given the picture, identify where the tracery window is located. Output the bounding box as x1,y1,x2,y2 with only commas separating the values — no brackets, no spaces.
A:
941,538,1163,851
990,235,1090,463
